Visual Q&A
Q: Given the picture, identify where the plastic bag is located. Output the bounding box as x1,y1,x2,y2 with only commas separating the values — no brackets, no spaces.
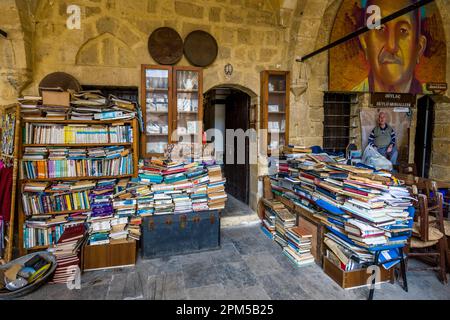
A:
362,145,393,171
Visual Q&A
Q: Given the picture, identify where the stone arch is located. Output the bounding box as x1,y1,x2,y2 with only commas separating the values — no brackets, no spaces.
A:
75,32,137,67
205,83,258,99
0,0,33,105
203,67,260,102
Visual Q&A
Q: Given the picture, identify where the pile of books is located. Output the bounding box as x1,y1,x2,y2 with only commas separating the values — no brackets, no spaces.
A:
274,207,296,248
18,91,137,121
260,201,277,239
21,179,143,249
283,226,315,266
207,165,227,210
18,96,42,119
48,223,86,284
129,158,227,215
259,198,314,267
270,152,415,271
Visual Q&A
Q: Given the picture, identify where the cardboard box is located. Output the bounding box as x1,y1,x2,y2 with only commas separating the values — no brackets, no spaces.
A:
323,256,394,289
42,90,70,107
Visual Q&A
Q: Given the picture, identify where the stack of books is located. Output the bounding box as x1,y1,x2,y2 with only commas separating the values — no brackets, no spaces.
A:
269,151,415,271
18,96,42,119
73,92,137,121
21,179,143,249
283,226,315,266
260,199,285,240
274,207,296,247
19,91,137,121
48,223,86,284
207,165,227,210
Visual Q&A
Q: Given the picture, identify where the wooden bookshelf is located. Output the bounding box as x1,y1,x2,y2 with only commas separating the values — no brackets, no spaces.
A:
141,65,203,158
260,70,290,155
17,118,140,256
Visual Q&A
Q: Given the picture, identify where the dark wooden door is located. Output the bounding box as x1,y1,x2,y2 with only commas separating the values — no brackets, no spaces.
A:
415,96,434,178
224,91,250,204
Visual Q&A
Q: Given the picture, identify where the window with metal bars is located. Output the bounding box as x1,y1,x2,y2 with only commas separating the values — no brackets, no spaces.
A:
322,92,357,154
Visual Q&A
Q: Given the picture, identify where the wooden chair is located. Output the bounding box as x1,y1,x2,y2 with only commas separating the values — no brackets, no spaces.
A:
444,219,450,272
406,192,448,283
399,163,418,176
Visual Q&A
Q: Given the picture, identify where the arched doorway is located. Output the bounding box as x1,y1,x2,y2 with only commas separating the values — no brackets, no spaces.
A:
203,85,254,215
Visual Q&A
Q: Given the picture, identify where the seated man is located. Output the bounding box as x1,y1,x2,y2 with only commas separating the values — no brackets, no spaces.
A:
368,112,398,166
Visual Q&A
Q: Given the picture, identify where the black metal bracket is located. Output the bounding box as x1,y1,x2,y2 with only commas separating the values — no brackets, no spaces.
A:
297,0,435,63
0,29,7,38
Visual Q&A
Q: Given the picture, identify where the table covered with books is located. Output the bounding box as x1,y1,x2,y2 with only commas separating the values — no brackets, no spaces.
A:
262,149,415,297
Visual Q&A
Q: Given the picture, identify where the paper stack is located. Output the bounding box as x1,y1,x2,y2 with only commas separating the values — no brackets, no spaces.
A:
48,223,86,284
283,226,315,266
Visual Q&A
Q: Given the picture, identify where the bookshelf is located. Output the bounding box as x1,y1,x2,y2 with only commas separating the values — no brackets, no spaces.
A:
141,65,203,158
260,70,290,155
17,118,140,255
0,104,21,262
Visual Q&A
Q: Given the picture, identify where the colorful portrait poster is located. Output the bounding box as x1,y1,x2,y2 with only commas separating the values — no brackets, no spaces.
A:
329,0,447,94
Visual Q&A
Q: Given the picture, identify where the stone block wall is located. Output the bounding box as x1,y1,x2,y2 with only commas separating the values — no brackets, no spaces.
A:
1,0,450,191
430,102,450,180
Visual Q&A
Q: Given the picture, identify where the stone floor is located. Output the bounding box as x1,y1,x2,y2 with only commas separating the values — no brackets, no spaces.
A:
21,225,450,300
220,194,259,227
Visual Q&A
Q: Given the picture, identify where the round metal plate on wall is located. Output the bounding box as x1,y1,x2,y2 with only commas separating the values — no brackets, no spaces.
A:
38,72,81,93
148,27,184,65
184,30,218,67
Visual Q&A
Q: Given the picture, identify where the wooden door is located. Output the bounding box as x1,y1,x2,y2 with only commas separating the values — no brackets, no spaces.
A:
224,91,250,204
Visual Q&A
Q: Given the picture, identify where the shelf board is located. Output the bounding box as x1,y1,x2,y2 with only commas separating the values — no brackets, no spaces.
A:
268,91,286,94
147,133,169,136
28,209,90,216
23,143,132,148
23,119,134,124
26,245,49,251
1,153,14,159
20,175,134,182
146,88,169,92
177,89,199,93
177,111,198,114
147,111,169,114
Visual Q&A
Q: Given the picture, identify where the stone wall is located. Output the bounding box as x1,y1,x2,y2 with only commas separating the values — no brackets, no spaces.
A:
430,101,450,180
0,0,33,107
22,0,295,97
9,0,302,210
1,0,450,187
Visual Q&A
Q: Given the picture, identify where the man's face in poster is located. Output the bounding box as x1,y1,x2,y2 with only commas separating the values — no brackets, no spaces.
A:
359,0,427,91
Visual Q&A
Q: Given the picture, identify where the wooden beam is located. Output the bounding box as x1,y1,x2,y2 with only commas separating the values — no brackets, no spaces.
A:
297,0,435,63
